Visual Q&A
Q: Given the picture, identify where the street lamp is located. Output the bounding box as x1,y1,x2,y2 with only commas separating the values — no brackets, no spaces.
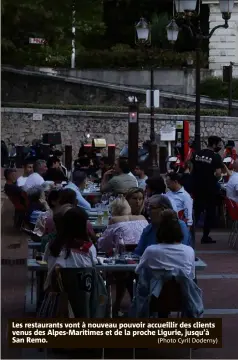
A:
166,0,233,152
135,18,151,44
135,18,159,176
166,19,179,43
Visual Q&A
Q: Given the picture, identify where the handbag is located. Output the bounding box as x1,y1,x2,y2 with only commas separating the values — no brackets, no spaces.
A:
37,270,75,318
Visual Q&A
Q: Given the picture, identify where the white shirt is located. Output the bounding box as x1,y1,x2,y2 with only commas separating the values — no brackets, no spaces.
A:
226,172,238,203
164,193,178,213
17,176,28,187
137,176,148,190
23,172,45,191
44,243,97,290
135,243,195,279
128,172,138,187
166,187,193,226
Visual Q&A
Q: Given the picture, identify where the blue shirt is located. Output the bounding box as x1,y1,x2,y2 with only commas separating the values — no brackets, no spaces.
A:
64,182,92,211
134,219,190,256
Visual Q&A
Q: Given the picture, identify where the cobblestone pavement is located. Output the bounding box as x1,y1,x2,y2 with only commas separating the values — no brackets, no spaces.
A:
1,169,238,359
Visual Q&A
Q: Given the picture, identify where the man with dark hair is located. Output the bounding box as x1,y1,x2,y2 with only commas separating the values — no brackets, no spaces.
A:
23,159,47,191
44,156,66,181
64,171,92,211
4,168,21,198
47,156,60,170
100,157,138,194
44,168,68,183
134,164,148,190
192,135,224,243
145,176,177,212
98,156,110,178
166,172,193,228
17,159,34,187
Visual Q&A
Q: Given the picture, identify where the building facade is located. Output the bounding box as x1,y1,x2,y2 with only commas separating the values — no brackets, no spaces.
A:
204,0,238,77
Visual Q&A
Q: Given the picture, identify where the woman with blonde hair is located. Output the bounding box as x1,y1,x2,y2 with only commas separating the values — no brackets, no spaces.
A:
97,196,148,253
125,187,145,215
97,195,148,317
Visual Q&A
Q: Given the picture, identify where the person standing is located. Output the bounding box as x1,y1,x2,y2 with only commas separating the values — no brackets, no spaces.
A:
192,136,224,244
166,172,193,228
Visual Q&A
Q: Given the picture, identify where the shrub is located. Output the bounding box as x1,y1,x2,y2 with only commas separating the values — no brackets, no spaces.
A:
2,102,227,116
200,77,238,100
75,49,208,69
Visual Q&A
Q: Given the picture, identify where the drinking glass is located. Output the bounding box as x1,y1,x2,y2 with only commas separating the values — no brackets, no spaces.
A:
97,204,103,225
102,204,109,223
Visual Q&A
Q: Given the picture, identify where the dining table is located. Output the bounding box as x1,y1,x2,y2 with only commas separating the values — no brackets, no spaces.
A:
28,257,207,273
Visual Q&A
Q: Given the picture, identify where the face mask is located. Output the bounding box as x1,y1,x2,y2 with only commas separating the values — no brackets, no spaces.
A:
214,147,222,153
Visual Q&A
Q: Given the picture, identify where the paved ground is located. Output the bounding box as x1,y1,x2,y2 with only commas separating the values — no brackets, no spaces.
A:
1,169,238,359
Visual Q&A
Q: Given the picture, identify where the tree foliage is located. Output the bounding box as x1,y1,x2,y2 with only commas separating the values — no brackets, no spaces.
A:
2,0,210,67
2,0,105,66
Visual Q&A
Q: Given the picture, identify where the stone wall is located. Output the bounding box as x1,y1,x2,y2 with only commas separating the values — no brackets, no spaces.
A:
55,68,213,95
2,107,238,158
2,71,238,114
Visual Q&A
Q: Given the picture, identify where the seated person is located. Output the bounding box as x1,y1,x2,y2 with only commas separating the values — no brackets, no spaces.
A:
40,189,77,253
74,155,89,171
145,176,178,213
134,164,148,190
4,168,27,212
134,195,190,257
100,158,138,194
46,156,61,170
98,196,148,316
166,172,193,227
226,159,238,203
97,197,148,254
125,187,145,215
64,171,92,211
54,189,96,242
135,209,195,280
34,189,61,237
44,207,97,290
96,156,111,179
17,159,34,187
74,156,97,177
23,159,47,191
44,167,68,184
25,185,49,227
4,168,22,198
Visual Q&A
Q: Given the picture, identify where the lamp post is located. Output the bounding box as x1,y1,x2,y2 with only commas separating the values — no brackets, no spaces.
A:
166,0,234,152
128,96,139,171
135,18,159,176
